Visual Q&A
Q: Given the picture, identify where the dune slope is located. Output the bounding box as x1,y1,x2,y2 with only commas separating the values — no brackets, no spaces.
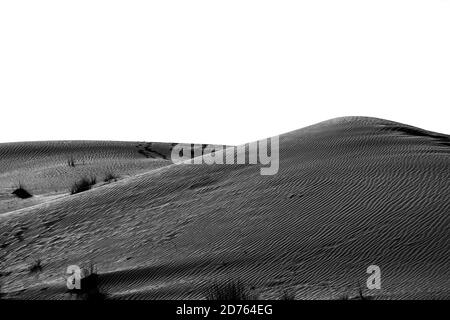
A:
0,117,449,300
0,141,177,214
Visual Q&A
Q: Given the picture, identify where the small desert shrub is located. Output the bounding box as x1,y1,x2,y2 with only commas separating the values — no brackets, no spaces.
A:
67,156,76,167
12,183,33,199
68,263,107,300
104,172,119,183
206,281,256,300
70,176,96,194
29,259,43,274
357,286,372,300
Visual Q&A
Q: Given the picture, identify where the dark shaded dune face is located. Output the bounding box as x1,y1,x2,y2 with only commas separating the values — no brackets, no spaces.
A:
381,125,450,147
0,118,449,300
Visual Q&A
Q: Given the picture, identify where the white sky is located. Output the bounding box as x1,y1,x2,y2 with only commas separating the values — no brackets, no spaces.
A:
1,1,449,145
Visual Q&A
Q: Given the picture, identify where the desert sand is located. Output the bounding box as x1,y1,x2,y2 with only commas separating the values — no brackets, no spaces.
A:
0,117,448,299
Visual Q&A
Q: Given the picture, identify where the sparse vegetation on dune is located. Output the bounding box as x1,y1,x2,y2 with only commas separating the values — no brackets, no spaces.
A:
67,156,76,167
29,259,43,274
70,176,97,194
103,172,119,183
12,182,33,199
206,281,256,300
357,286,372,300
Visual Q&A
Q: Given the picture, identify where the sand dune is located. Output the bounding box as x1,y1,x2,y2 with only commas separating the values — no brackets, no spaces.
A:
0,117,449,300
0,141,178,215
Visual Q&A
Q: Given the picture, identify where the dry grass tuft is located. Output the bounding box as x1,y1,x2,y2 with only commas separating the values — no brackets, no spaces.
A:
70,176,97,194
29,259,43,274
12,182,33,199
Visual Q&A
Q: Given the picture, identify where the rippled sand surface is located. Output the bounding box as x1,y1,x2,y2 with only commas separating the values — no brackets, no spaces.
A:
1,117,449,299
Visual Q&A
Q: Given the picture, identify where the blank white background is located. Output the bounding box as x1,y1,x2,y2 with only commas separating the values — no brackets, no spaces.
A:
1,1,449,145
